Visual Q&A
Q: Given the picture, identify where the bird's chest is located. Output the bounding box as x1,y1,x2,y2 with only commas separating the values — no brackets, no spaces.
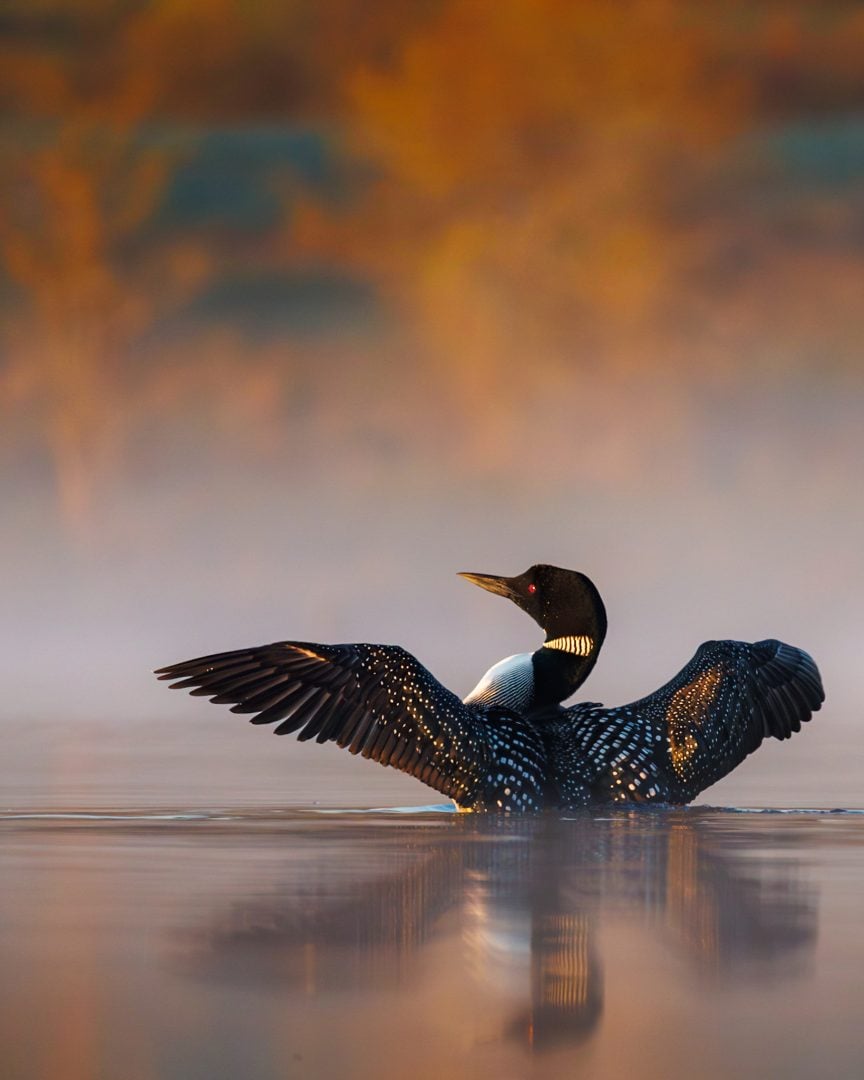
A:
463,652,536,713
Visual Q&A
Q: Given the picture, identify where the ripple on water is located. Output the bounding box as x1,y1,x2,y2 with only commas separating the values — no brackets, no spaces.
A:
1,804,862,826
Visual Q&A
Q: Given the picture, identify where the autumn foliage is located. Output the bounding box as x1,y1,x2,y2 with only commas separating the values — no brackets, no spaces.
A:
1,1,863,531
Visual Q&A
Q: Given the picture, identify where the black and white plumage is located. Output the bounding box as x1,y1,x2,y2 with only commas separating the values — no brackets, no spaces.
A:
464,652,536,713
540,638,823,806
157,640,546,810
155,564,824,811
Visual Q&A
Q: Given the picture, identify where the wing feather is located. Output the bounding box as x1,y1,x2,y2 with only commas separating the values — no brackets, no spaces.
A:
553,639,824,805
156,640,547,810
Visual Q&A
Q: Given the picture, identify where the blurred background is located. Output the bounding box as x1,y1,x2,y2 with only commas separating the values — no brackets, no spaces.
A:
1,0,861,809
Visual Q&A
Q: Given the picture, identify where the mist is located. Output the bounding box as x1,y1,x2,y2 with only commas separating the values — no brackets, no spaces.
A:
2,0,862,809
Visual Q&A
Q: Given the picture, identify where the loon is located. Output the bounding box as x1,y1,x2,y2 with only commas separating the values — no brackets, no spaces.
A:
155,564,824,811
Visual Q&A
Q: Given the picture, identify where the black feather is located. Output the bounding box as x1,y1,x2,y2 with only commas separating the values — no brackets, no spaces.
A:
156,634,822,810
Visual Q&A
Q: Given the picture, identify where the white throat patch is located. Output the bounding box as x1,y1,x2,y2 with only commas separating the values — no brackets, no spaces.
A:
544,635,594,657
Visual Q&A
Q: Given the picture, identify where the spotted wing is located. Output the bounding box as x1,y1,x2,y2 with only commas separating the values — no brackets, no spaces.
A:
552,639,824,806
155,641,546,810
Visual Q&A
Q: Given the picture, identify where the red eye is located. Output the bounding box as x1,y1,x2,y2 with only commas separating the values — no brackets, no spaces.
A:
528,583,537,594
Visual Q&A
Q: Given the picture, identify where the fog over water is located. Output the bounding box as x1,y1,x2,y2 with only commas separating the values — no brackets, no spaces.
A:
2,1,863,809
3,461,860,810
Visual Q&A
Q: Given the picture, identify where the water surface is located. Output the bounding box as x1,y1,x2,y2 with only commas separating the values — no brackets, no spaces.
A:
2,808,863,1079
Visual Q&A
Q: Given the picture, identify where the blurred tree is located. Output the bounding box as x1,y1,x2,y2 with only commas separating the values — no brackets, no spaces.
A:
295,0,864,458
338,1,751,374
0,0,443,534
2,0,863,527
0,3,196,533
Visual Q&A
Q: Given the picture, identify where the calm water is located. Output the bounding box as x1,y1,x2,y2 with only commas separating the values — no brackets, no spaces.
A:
2,808,863,1080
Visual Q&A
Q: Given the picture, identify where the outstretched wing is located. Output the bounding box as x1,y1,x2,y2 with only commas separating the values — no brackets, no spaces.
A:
155,641,546,810
551,639,824,806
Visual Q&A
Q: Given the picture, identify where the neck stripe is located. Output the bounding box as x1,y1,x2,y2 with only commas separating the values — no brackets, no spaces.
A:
545,635,593,657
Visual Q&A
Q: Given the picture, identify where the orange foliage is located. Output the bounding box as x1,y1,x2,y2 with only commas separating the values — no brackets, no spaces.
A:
283,0,863,472
2,1,864,530
0,3,257,533
343,1,749,347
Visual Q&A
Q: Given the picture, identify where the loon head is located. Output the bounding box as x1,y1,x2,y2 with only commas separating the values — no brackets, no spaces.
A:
458,564,607,651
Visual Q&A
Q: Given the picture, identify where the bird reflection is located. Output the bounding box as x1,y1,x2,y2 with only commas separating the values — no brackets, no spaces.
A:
179,813,817,1053
522,910,602,1048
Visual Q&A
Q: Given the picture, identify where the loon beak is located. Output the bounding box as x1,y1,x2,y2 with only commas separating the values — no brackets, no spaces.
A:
458,572,518,600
